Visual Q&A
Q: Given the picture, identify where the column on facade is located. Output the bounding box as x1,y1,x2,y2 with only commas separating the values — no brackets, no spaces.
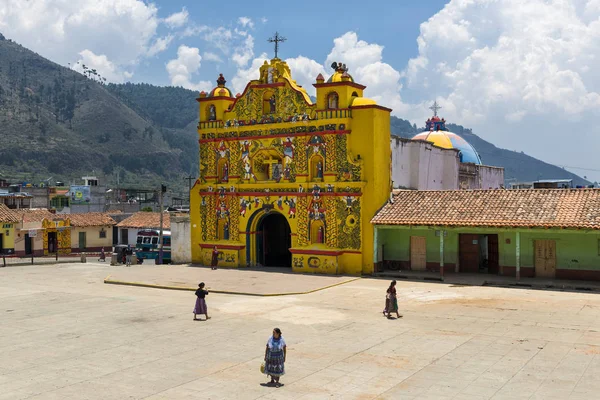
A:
439,229,444,278
515,231,521,280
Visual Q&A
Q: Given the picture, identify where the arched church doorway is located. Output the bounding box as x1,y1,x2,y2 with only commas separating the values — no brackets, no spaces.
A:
256,212,291,267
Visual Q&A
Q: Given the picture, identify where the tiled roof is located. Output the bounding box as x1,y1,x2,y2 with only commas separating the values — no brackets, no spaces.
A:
116,212,171,229
68,213,116,227
12,209,59,223
0,204,19,223
371,189,600,230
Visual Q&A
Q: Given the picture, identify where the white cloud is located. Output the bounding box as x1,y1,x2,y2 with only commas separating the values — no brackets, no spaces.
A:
73,50,132,83
203,52,223,63
232,35,254,67
203,27,234,53
238,17,254,29
231,53,268,94
402,0,600,177
164,7,188,28
166,45,212,91
325,32,408,113
285,56,327,95
147,35,173,57
260,17,268,24
0,0,162,82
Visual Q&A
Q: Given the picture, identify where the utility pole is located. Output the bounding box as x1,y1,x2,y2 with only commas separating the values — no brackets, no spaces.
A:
157,184,166,264
184,175,194,206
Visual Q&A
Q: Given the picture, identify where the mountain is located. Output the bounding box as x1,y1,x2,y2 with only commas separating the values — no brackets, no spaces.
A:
390,118,589,186
0,34,196,193
0,33,588,191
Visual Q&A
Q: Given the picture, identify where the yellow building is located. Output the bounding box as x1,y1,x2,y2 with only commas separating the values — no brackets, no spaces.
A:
0,204,18,255
190,58,391,274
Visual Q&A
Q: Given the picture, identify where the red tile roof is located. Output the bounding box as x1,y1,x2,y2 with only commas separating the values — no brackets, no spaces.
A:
116,212,171,229
12,209,59,223
68,213,116,227
371,189,600,230
0,204,19,223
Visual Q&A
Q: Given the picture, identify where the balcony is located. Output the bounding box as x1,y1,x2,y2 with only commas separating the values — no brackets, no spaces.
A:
317,108,352,120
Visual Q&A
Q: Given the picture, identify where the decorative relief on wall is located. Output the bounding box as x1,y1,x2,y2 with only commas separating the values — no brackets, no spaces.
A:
296,195,309,246
335,134,361,181
336,196,361,249
230,87,315,123
324,196,338,247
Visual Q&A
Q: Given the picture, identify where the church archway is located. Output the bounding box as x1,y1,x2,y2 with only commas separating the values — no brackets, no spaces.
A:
256,212,291,267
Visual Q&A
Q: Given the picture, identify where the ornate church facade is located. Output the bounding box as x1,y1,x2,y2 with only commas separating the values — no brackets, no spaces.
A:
189,58,392,275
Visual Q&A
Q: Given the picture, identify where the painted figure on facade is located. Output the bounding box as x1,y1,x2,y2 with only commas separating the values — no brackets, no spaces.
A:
283,165,291,180
283,137,295,164
216,140,229,159
240,198,249,217
309,136,324,155
269,95,276,113
272,164,282,182
209,105,216,121
344,195,355,212
222,162,229,182
311,184,321,201
316,161,323,179
241,140,251,162
244,162,257,181
328,92,338,109
254,197,261,208
285,197,296,218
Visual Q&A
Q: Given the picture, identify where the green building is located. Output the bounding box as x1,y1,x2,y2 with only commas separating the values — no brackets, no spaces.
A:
372,189,600,280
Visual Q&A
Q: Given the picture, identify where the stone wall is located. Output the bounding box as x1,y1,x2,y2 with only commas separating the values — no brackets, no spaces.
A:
171,214,191,264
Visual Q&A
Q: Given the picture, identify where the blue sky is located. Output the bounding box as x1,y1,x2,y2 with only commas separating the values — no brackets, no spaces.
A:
136,1,448,87
1,0,600,180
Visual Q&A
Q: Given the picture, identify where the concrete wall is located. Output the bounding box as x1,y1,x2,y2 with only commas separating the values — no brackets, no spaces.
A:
118,228,139,245
391,137,459,190
70,226,114,251
171,215,191,264
376,226,600,280
459,164,505,189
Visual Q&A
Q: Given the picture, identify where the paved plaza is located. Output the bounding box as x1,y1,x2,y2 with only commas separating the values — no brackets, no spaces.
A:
2,264,600,399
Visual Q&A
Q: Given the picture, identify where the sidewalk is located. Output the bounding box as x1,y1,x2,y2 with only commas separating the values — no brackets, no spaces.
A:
376,269,600,292
104,264,360,296
0,255,86,267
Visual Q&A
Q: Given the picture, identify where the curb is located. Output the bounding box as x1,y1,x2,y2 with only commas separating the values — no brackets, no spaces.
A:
103,275,361,296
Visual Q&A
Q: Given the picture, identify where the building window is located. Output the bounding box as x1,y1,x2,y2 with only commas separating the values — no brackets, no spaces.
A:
99,229,106,239
327,92,339,109
208,104,216,121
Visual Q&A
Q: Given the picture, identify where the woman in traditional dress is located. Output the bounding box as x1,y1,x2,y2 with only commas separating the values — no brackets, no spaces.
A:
211,246,219,270
193,282,210,321
384,280,402,319
264,328,287,387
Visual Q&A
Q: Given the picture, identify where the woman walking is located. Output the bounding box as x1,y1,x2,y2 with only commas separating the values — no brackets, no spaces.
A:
193,282,210,321
264,328,286,387
211,246,219,270
384,280,402,319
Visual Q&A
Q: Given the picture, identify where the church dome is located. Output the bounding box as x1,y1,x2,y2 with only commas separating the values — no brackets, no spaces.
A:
327,62,354,83
412,116,482,164
208,74,233,98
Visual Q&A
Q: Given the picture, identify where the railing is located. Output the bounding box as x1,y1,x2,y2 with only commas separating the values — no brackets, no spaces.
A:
317,108,352,120
198,120,224,130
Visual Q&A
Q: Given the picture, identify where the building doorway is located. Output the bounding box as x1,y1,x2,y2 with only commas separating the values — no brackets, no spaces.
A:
535,240,556,278
459,234,499,273
120,229,129,245
79,232,87,252
410,236,427,271
48,232,57,253
25,234,32,255
256,212,291,267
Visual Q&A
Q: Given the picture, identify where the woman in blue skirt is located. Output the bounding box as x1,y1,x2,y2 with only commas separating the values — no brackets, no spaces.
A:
264,328,287,387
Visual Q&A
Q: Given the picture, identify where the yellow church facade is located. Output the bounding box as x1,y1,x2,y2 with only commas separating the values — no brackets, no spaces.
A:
190,58,391,275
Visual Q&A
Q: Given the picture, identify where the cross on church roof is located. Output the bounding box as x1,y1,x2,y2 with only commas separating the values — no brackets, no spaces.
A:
267,32,286,59
429,101,442,117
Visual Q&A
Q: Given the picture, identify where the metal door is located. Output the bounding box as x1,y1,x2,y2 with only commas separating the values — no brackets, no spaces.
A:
459,234,480,273
410,236,427,271
79,232,86,251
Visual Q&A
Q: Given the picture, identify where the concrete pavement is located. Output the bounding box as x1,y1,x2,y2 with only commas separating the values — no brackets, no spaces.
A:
2,263,600,399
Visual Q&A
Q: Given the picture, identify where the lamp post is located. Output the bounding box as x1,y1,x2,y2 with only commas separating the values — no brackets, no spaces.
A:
157,184,166,264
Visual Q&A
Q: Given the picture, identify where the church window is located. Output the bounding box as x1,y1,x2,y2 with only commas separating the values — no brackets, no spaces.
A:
208,104,216,121
309,155,324,182
327,92,339,109
310,220,325,244
217,159,229,183
351,91,358,97
217,219,230,240
252,150,282,181
263,91,276,115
